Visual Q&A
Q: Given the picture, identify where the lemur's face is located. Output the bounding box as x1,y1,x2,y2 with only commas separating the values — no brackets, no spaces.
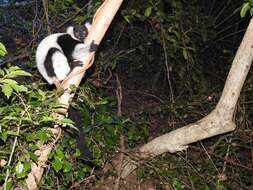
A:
73,26,88,42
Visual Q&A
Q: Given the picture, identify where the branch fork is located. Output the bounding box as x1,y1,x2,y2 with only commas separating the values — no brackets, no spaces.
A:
120,18,253,177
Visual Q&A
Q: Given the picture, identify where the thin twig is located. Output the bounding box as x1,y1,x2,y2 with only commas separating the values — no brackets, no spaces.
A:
115,74,122,117
200,142,218,171
114,74,124,190
3,109,25,190
214,29,246,43
215,19,244,37
214,6,241,29
114,135,125,190
213,0,232,24
68,174,95,190
104,68,113,84
126,89,165,104
42,0,51,34
4,93,30,189
207,0,216,17
161,26,174,103
190,145,253,171
3,126,20,190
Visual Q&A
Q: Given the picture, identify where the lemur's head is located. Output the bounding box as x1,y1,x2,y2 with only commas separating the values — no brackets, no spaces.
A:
66,22,91,42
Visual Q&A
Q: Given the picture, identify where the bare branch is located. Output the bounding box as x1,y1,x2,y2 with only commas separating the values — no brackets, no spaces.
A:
120,18,253,178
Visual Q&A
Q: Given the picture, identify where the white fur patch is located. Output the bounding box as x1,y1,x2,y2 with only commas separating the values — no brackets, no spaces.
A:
52,51,70,81
72,43,90,61
85,22,91,31
66,26,74,36
66,26,79,40
36,33,66,84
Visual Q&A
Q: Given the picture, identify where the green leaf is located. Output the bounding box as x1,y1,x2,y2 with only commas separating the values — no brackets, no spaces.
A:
3,66,31,78
0,69,4,76
250,7,253,16
23,162,31,173
74,149,81,157
12,84,28,93
12,70,32,77
26,129,52,143
144,6,152,17
15,161,30,178
1,84,13,98
63,161,72,173
52,157,63,172
29,151,38,162
0,78,28,97
26,133,36,142
15,162,24,174
123,15,130,23
55,149,64,160
0,42,7,57
240,3,251,18
38,89,46,101
8,66,21,71
29,144,38,151
95,99,108,105
182,49,188,60
5,180,13,190
60,118,75,127
1,79,18,85
0,131,8,141
41,116,54,122
6,70,31,78
36,129,52,143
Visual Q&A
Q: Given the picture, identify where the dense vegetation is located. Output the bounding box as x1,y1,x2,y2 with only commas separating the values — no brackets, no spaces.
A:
0,0,253,189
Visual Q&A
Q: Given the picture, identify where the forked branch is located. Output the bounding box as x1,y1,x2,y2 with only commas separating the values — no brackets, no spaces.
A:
120,18,253,178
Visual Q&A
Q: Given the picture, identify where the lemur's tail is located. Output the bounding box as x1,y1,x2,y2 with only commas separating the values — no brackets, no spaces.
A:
68,106,96,166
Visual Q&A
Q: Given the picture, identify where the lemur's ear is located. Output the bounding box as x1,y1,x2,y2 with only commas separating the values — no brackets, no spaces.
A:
85,22,91,31
67,25,84,41
66,26,76,39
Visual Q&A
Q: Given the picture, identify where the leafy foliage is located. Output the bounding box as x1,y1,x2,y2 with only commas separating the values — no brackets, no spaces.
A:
240,0,253,17
0,42,7,57
0,66,31,98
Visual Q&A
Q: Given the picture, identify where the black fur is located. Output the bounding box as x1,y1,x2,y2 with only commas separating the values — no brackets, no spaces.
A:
90,40,98,52
68,107,94,164
44,48,59,77
70,60,83,70
74,25,89,42
57,34,82,62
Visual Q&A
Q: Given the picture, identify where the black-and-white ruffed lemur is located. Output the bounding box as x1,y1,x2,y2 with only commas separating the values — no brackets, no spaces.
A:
36,22,98,164
36,22,97,86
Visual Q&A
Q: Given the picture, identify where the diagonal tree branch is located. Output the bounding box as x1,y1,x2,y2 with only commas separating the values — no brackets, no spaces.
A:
24,1,123,189
120,18,253,178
